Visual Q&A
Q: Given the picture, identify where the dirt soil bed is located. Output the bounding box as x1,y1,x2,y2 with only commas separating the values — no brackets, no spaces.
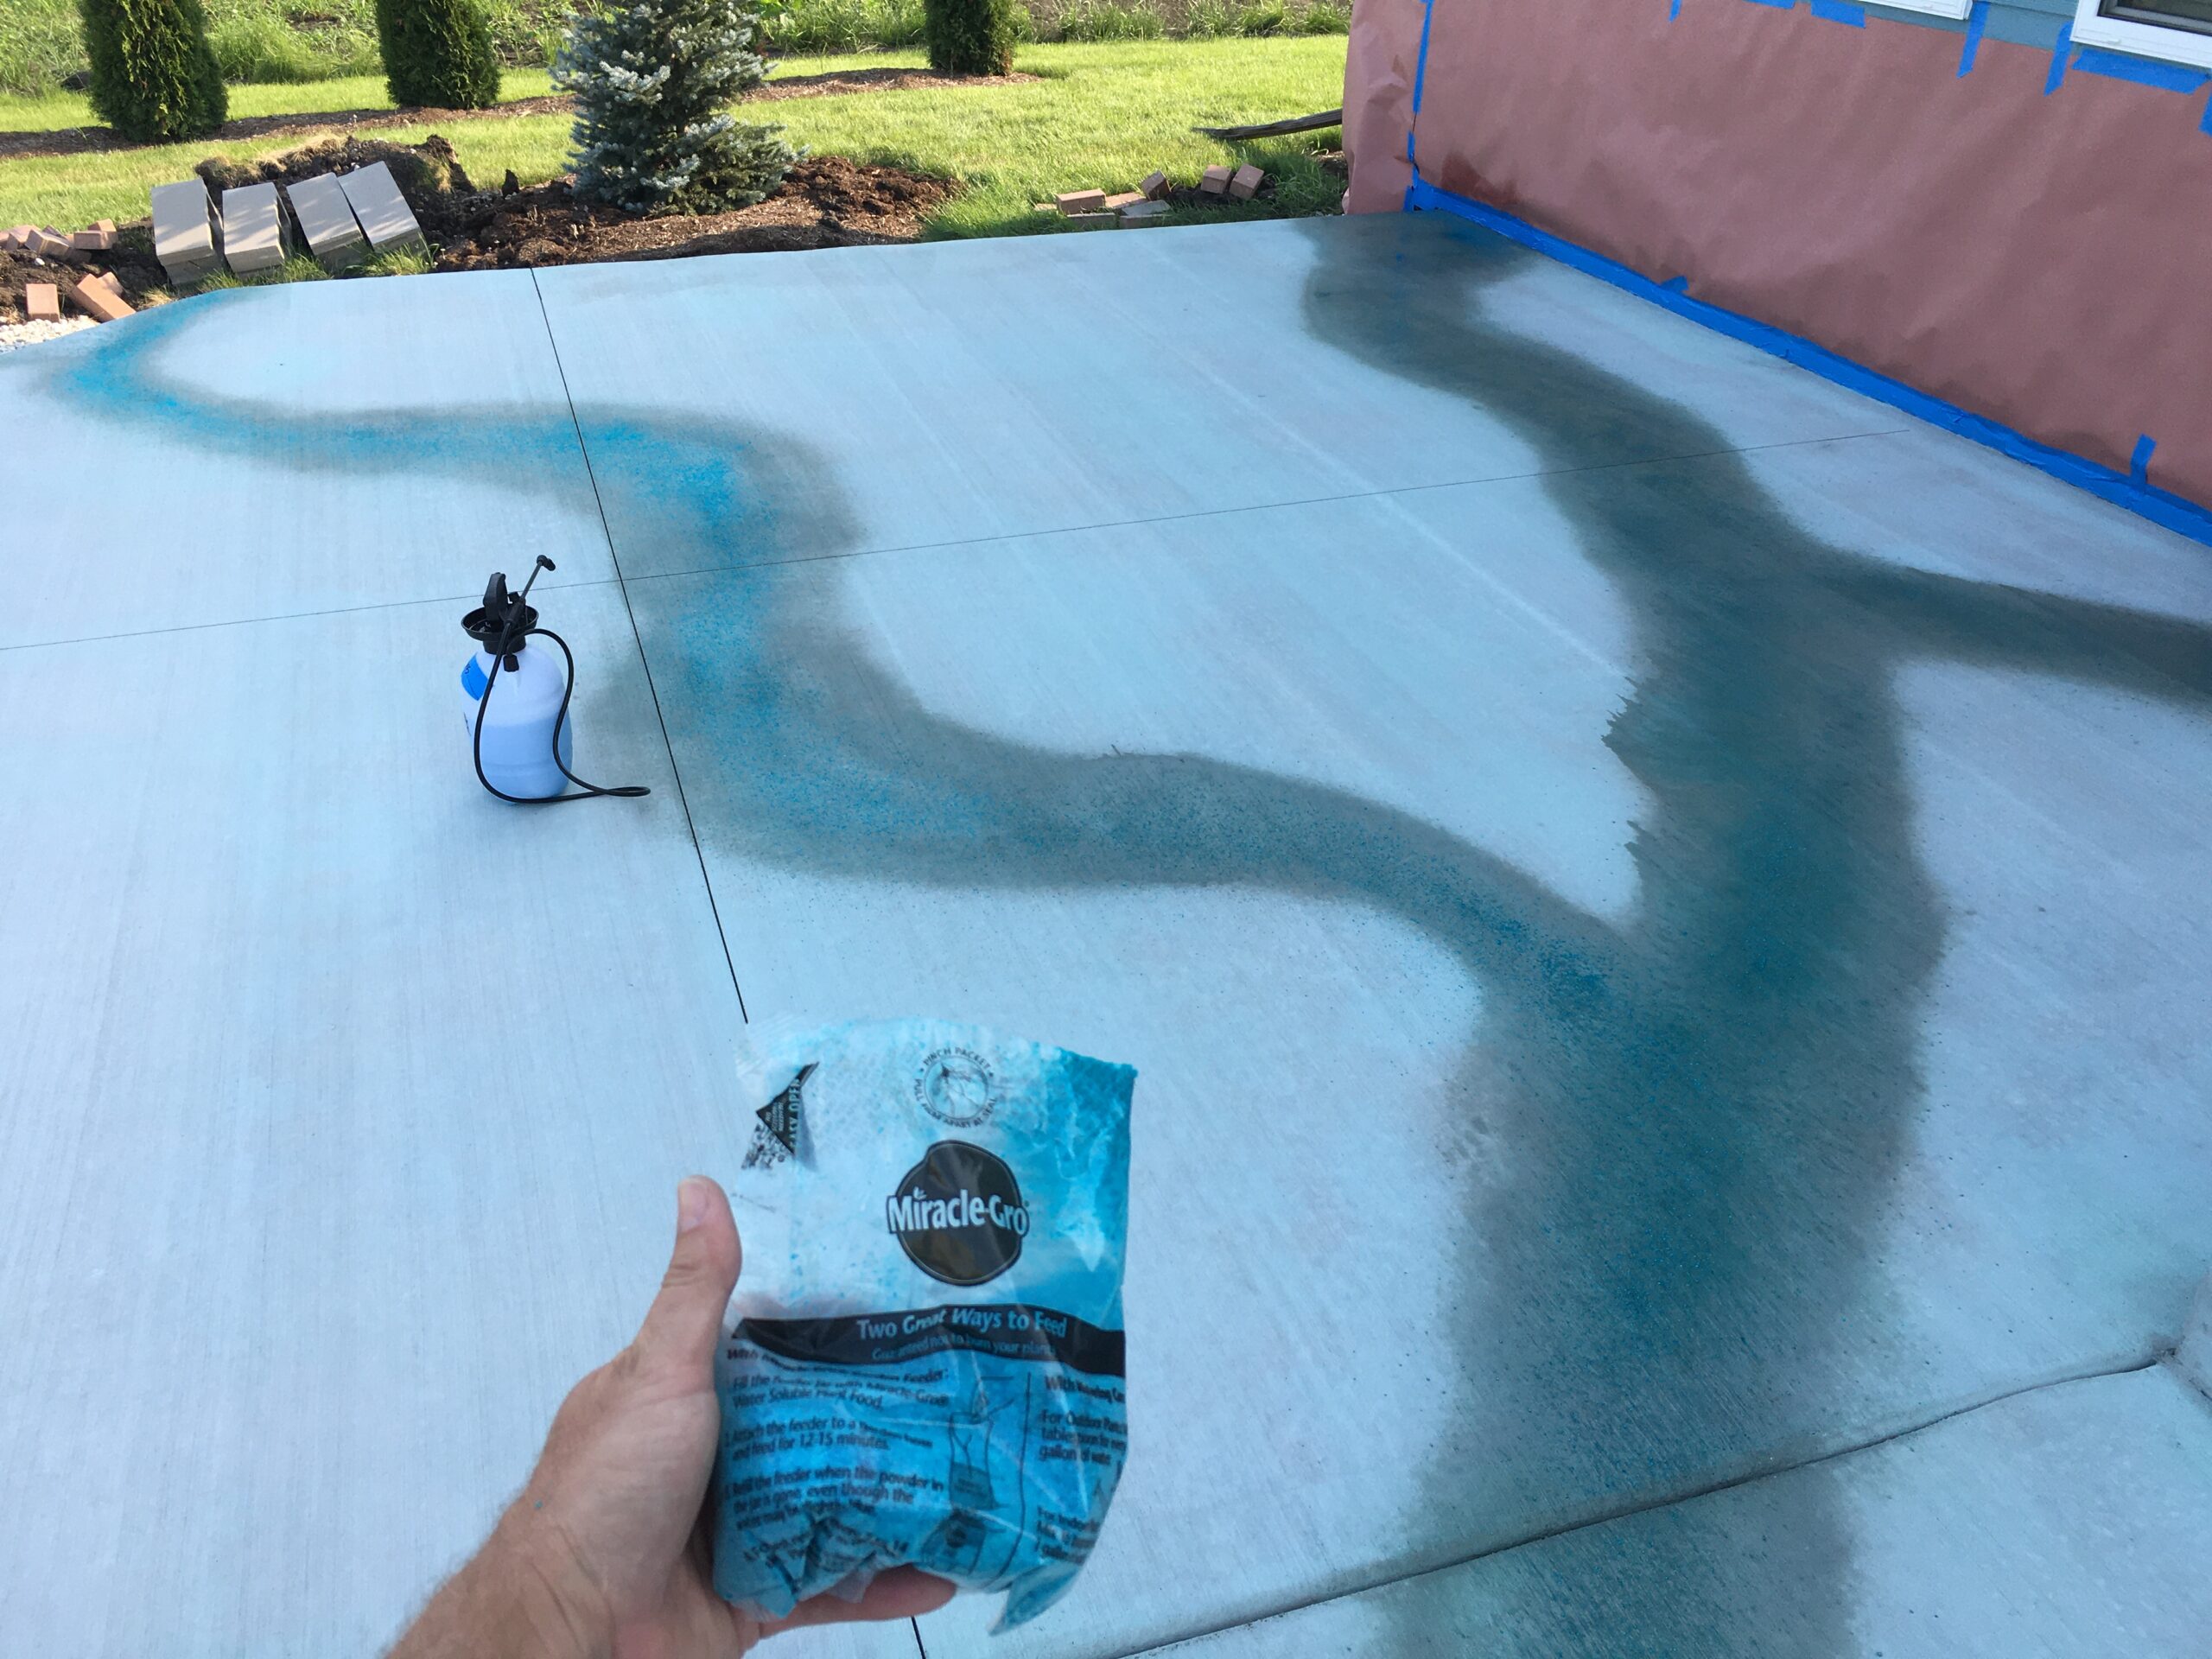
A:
1,138,957,319
0,68,1038,162
0,225,169,324
431,156,959,270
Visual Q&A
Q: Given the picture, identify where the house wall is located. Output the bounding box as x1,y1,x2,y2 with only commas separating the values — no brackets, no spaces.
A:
1343,0,2212,511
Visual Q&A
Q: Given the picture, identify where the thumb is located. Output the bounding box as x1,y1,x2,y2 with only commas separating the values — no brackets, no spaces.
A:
632,1176,741,1376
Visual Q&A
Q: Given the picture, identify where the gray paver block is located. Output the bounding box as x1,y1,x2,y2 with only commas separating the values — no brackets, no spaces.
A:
151,179,224,286
337,162,428,255
220,182,292,276
1064,211,1117,229
1118,200,1173,225
286,173,368,270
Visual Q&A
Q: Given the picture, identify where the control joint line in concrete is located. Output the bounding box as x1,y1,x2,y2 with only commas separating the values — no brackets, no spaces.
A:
1111,1347,2171,1659
0,578,619,657
531,270,749,1023
625,426,1916,594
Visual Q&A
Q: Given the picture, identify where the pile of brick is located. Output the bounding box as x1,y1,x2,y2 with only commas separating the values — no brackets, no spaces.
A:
1039,162,1268,230
150,161,429,289
4,220,136,325
1198,163,1267,202
1043,171,1176,229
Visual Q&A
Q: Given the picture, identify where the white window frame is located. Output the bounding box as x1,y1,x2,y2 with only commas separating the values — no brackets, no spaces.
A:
2072,0,2212,68
1873,1,1974,18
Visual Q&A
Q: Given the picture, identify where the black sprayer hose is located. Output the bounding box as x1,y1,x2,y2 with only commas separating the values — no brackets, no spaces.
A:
471,626,650,805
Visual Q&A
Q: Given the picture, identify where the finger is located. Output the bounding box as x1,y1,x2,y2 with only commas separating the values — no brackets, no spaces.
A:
763,1568,958,1633
632,1176,741,1375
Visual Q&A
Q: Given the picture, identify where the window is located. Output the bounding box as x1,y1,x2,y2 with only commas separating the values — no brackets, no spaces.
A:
2073,0,2212,67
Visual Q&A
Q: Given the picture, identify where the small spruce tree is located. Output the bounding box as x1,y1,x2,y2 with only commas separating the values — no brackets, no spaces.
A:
78,0,227,144
374,0,501,110
556,0,794,216
924,0,1016,76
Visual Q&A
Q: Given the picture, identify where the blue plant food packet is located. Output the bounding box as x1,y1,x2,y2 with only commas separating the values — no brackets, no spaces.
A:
711,1020,1134,1630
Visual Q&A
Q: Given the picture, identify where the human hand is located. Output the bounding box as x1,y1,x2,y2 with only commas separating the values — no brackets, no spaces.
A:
391,1178,954,1659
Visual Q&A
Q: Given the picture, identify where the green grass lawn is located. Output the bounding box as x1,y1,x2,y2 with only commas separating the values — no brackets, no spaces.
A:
0,39,1347,236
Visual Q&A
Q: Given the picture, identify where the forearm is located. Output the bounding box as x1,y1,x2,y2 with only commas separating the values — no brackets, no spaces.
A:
389,1504,611,1659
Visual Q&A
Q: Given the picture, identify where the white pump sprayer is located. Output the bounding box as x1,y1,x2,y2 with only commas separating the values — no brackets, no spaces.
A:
460,556,650,805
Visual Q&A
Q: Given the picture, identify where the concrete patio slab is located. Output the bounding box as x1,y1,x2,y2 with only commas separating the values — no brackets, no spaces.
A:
3,211,2209,1659
0,274,611,649
0,582,908,1659
618,461,2212,1656
1157,1364,2212,1659
531,216,1910,581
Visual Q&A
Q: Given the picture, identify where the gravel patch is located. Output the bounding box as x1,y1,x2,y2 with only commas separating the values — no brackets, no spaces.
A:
0,317,97,353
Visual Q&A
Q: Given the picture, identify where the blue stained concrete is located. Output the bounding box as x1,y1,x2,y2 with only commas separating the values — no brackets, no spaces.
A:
0,273,612,649
1,212,2209,1658
1167,1364,2212,1657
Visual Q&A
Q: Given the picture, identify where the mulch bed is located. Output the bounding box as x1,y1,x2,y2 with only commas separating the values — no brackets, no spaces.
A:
0,68,1038,162
431,156,960,270
0,136,959,321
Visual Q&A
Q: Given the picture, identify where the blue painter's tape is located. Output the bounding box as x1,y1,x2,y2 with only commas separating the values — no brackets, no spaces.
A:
2202,93,2212,133
2073,46,2209,93
461,656,489,701
1809,0,1864,25
1411,0,1434,116
2046,22,2073,94
1662,276,1689,293
1958,2,1987,78
1742,0,1796,10
1402,179,2212,548
1670,0,1682,16
1406,0,1435,175
2132,435,2157,486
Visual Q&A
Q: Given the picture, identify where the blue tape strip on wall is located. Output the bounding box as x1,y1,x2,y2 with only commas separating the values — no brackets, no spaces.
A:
2073,46,2209,93
1958,2,1987,78
1809,0,1866,27
1401,179,2212,547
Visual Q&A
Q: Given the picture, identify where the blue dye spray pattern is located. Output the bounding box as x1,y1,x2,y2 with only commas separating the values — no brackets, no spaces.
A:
715,1020,1133,1628
35,229,2212,1652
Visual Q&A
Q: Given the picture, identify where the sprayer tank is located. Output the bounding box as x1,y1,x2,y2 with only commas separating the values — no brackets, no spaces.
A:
462,646,572,800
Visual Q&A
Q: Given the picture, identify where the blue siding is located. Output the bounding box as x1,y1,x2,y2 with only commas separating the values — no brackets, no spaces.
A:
1860,0,2072,50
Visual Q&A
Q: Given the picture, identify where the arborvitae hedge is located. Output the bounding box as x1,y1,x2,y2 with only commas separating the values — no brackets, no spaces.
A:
555,0,793,216
78,0,227,143
924,0,1017,75
374,0,500,110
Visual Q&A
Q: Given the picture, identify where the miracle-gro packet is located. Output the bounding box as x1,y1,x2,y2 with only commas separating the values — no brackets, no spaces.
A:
711,1020,1135,1630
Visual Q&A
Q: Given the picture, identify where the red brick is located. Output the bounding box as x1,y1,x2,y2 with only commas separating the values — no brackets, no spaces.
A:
1054,188,1108,213
1103,191,1144,210
72,223,117,251
1229,164,1265,201
1140,170,1170,200
24,283,61,321
1199,165,1232,196
70,276,134,322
